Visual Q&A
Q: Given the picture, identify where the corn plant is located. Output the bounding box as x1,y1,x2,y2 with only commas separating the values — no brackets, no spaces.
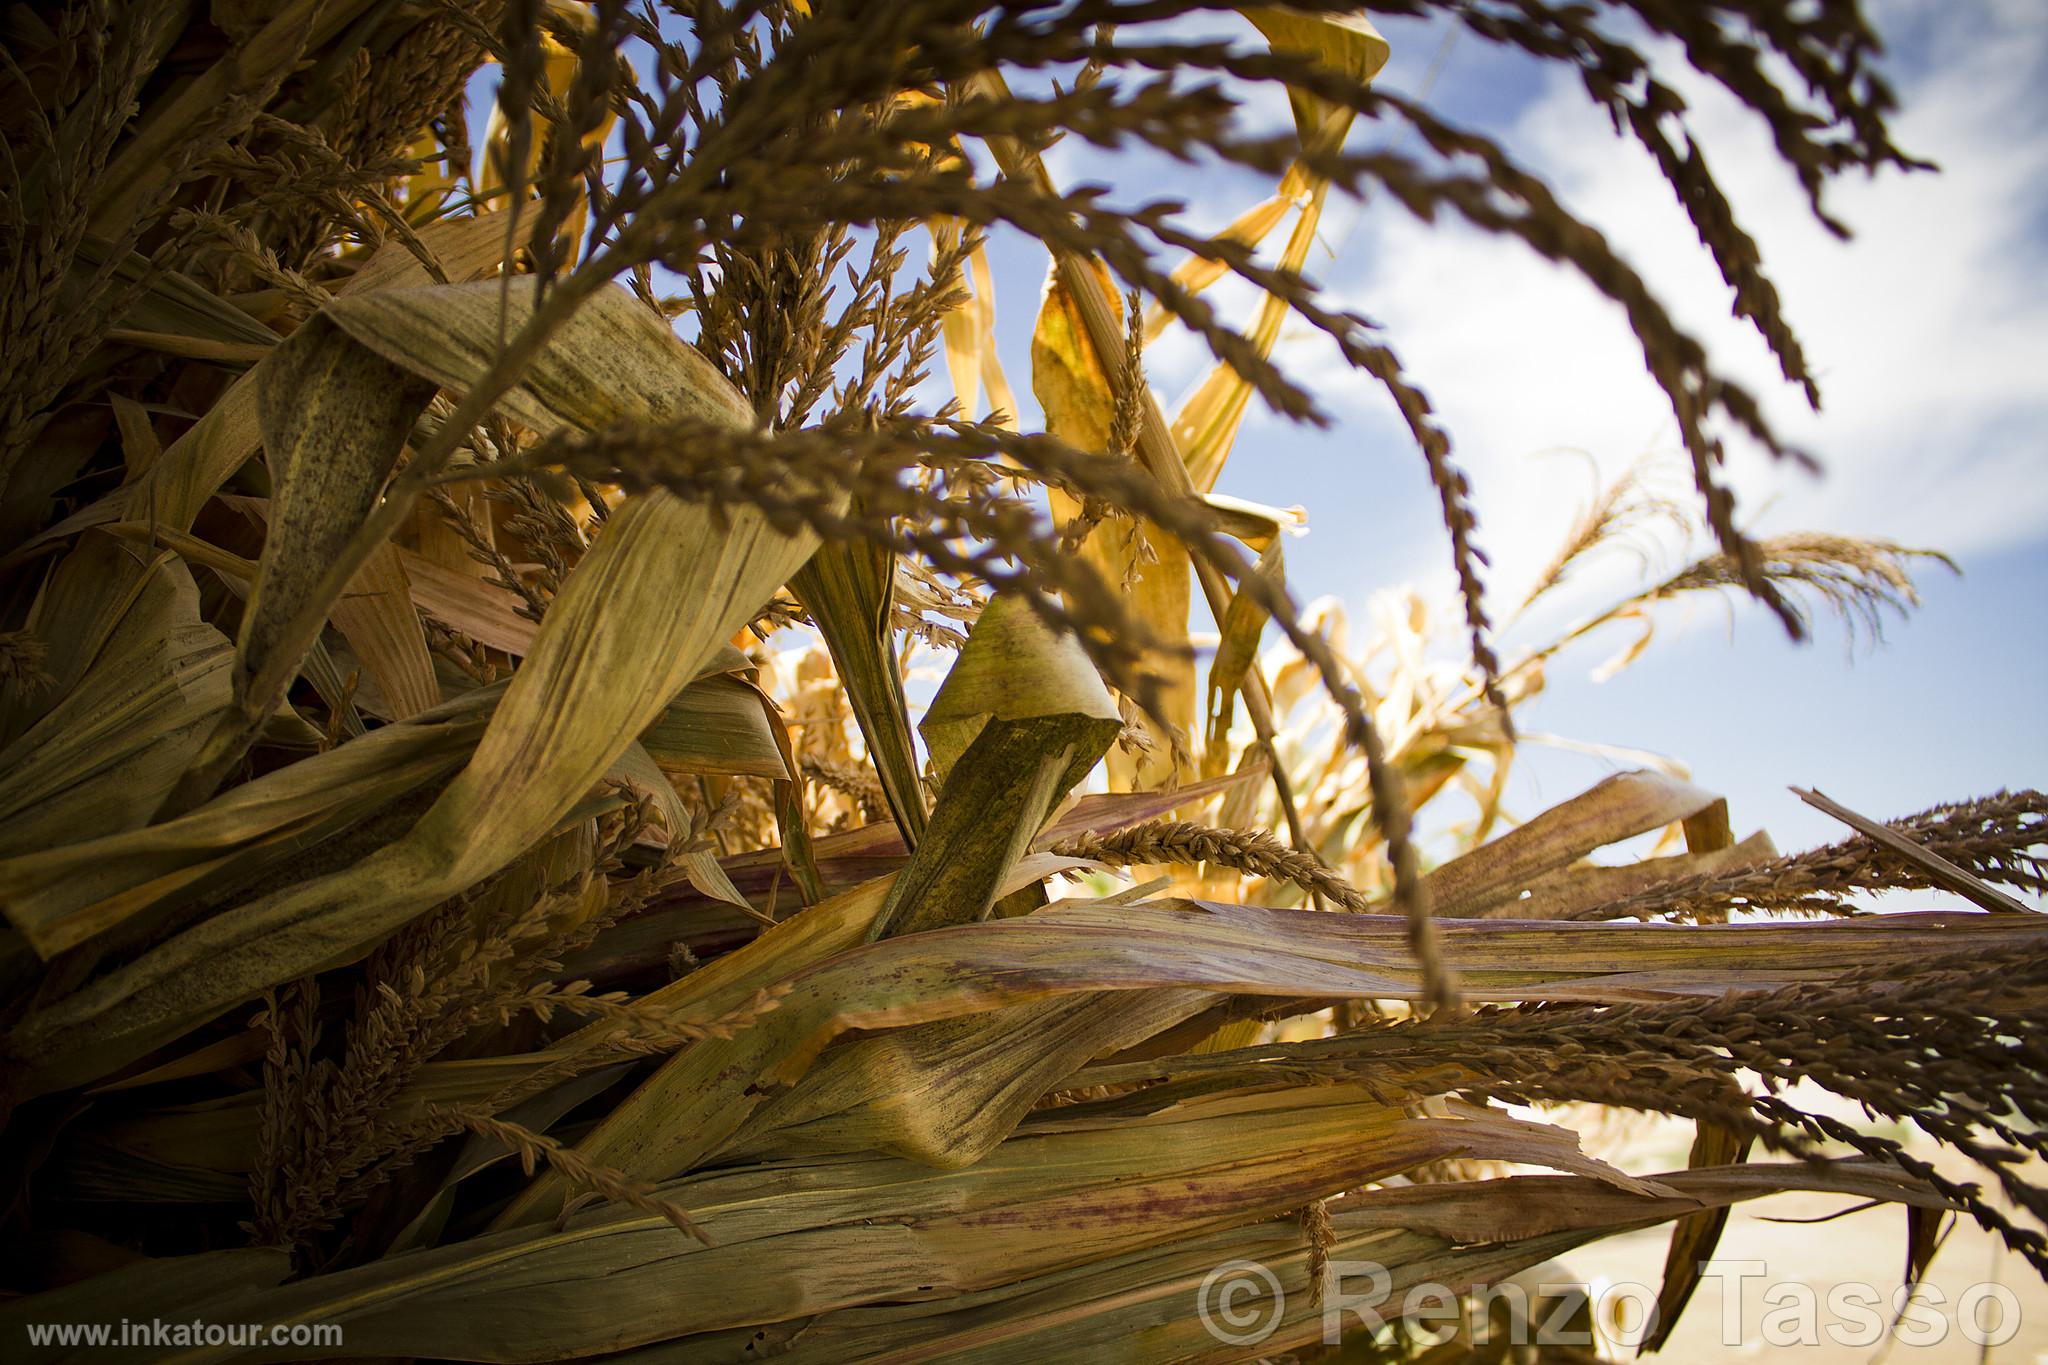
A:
0,2,2042,1361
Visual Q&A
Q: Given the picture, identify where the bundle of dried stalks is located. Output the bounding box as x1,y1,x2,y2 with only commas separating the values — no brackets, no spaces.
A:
0,3,2036,1361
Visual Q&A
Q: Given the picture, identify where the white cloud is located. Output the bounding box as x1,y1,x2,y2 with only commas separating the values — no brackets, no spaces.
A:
1284,1,2048,621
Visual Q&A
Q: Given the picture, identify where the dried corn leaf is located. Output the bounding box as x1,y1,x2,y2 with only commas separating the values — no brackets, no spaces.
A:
98,516,439,724
792,537,926,844
5,218,546,578
1479,830,1777,921
548,776,1259,994
52,1119,1943,1365
761,688,827,905
1797,785,2035,914
511,901,2042,1231
714,1161,1948,1365
101,1090,1636,1362
1642,1121,1756,1352
86,0,374,238
8,286,819,1093
108,394,161,478
166,314,437,807
0,540,231,862
398,546,540,654
608,739,756,917
0,685,500,959
337,206,532,298
639,673,790,781
71,895,2035,1210
871,593,1120,939
1,1247,289,1365
1421,769,1724,918
491,853,1081,1228
125,365,265,536
1037,769,1257,846
326,542,439,720
75,235,283,350
5,383,250,587
723,988,1216,1167
320,281,729,437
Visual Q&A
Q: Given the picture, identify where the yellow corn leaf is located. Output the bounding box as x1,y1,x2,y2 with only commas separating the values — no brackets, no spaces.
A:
1142,166,1308,341
1171,177,1332,493
1032,268,1194,792
930,217,983,417
970,240,1018,427
1241,7,1391,153
1169,13,1389,491
926,221,1018,428
477,30,615,264
1204,539,1283,776
397,127,458,225
1204,490,1305,550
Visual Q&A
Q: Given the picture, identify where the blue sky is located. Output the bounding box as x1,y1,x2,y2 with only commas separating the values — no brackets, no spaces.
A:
960,0,2048,855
